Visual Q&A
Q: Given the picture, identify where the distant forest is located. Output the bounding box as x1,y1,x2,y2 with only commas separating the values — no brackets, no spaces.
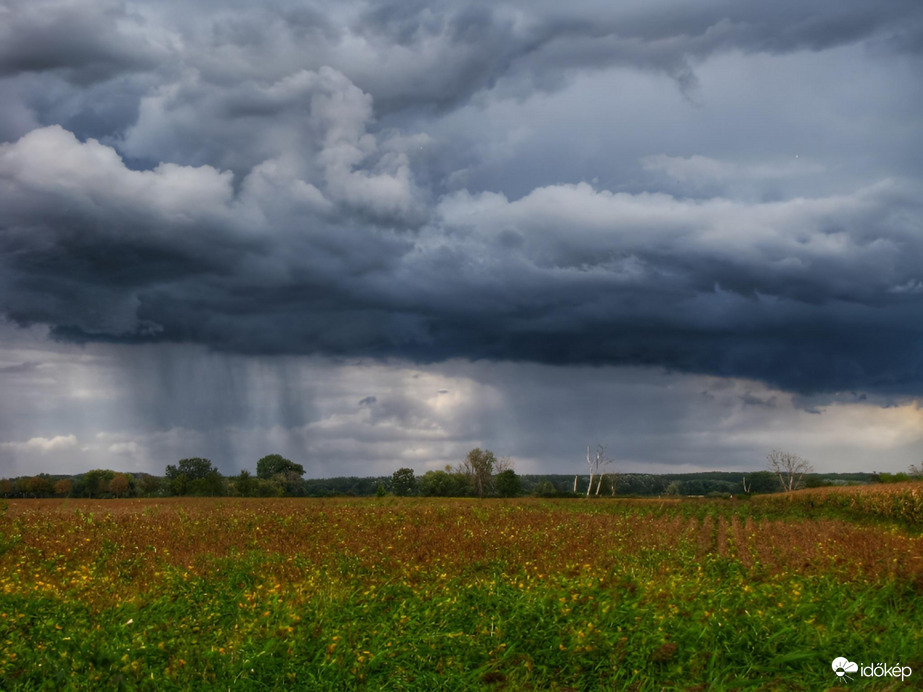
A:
0,460,891,500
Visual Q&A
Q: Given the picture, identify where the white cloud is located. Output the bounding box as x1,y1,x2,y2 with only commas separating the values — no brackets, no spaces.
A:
107,441,141,455
121,66,422,222
640,154,826,183
2,434,78,452
0,125,235,219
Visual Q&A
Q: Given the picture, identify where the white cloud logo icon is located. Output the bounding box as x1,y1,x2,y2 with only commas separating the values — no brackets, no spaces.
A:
832,657,859,678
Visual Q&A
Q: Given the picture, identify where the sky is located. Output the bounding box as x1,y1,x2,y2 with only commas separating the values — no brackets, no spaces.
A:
1,0,923,478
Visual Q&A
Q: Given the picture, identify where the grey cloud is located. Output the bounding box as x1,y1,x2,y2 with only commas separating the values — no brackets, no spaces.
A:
0,0,922,405
339,0,923,111
0,0,163,84
4,0,913,139
0,361,39,374
4,124,922,395
121,66,425,222
740,392,776,408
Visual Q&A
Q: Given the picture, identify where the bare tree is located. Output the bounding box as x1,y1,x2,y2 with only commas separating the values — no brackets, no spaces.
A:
494,456,513,474
742,476,751,494
606,469,619,496
585,444,611,497
766,449,813,492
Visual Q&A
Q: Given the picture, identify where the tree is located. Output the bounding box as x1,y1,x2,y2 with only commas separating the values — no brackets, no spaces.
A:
136,473,162,497
391,467,417,496
234,469,255,496
54,478,73,497
108,473,130,498
665,480,683,496
746,471,778,494
532,480,557,497
585,444,611,497
494,456,513,474
256,454,305,480
596,474,617,496
419,469,472,497
276,471,307,497
766,449,813,493
77,469,115,498
495,469,521,497
462,448,496,498
26,475,53,497
165,458,223,496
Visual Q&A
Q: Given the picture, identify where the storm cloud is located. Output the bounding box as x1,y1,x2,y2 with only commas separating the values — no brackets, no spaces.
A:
2,0,923,475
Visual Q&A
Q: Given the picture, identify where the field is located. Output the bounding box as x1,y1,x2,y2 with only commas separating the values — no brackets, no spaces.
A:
1,490,922,690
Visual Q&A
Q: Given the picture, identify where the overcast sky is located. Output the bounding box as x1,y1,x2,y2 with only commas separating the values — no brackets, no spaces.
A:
2,0,923,478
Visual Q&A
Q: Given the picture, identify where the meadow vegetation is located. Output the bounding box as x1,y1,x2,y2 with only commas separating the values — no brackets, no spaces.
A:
0,489,921,690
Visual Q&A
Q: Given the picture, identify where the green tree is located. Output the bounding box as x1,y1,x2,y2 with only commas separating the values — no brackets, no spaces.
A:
495,469,521,497
462,448,496,498
165,458,223,496
256,454,305,480
234,469,255,496
665,481,683,496
419,469,472,497
78,469,115,498
531,480,557,497
391,467,417,496
136,473,162,497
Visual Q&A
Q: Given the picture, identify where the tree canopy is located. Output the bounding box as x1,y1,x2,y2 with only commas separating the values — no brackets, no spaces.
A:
495,469,521,497
165,458,223,496
391,467,417,496
256,454,305,480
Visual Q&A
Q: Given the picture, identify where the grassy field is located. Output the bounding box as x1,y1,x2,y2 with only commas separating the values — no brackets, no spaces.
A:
1,490,921,690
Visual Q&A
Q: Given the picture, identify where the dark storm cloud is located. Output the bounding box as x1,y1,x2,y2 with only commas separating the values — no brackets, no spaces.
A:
0,1,163,84
6,0,917,139
1,0,923,399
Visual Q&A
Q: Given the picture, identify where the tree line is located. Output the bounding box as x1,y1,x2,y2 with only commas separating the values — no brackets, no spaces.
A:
0,454,309,499
2,447,915,500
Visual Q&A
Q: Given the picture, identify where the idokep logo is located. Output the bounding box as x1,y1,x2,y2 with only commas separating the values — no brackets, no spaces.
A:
832,658,858,682
832,657,912,683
